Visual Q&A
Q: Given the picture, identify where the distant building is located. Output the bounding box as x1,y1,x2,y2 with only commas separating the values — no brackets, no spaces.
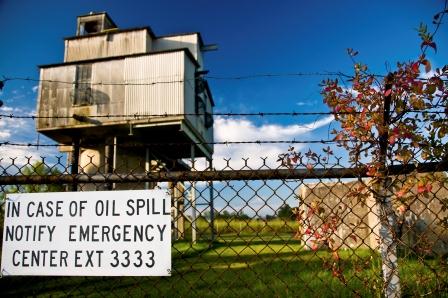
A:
298,176,448,255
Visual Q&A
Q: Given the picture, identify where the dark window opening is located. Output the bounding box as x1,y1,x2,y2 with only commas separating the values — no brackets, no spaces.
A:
73,65,92,106
79,21,101,35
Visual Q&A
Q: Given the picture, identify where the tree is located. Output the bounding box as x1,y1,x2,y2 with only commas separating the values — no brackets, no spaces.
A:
19,161,65,193
282,7,448,297
277,204,294,219
0,160,65,244
320,21,447,296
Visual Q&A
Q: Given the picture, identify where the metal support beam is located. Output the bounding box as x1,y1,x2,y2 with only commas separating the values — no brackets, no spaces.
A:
104,137,114,190
208,158,215,242
70,138,80,191
1,162,446,185
191,144,197,244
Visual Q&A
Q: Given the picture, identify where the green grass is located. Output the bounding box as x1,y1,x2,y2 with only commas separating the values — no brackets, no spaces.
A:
183,218,300,240
1,228,447,297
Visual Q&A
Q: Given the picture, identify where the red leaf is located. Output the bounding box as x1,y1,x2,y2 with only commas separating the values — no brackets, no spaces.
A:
384,89,392,97
421,41,437,53
422,59,432,73
417,184,425,194
411,62,420,73
388,135,396,145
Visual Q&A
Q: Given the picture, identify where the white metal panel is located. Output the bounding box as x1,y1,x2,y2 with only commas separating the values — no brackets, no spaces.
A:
153,34,202,68
65,30,148,62
124,52,184,116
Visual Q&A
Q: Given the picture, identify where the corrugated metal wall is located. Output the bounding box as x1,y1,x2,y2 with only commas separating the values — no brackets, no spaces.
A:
37,51,214,149
37,65,76,129
91,60,125,120
65,30,150,62
124,52,184,116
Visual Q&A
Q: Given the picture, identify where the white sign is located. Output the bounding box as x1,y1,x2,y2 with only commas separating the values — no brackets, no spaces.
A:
1,190,171,276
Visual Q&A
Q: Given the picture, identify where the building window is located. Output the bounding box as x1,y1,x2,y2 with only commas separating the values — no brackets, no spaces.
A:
73,65,92,106
79,21,101,35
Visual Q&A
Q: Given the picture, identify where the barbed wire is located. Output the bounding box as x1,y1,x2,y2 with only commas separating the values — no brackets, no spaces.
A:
0,108,445,120
0,139,343,148
0,138,437,148
1,71,446,88
1,76,186,86
1,73,353,88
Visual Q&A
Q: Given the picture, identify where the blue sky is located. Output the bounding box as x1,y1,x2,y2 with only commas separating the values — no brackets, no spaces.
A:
0,0,447,169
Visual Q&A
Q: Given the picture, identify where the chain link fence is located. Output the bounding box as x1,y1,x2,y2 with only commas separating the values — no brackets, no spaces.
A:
0,153,447,297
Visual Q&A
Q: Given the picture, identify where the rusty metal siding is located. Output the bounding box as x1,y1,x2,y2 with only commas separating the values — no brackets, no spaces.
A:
124,52,184,116
37,66,77,129
37,60,127,130
36,52,211,146
91,60,125,120
65,29,150,62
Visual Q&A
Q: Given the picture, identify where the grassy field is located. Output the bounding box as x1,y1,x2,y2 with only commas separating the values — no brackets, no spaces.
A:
183,218,301,240
1,219,447,297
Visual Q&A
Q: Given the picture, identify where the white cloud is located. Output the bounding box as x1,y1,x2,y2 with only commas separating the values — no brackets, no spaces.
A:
420,69,436,79
0,106,14,112
0,104,61,167
32,85,39,93
296,100,317,106
341,86,360,97
210,115,334,170
0,145,59,169
0,131,11,139
0,111,30,143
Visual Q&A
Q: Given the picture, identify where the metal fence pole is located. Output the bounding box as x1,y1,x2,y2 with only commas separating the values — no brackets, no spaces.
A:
190,145,197,244
208,158,215,242
191,183,197,244
104,137,114,190
70,138,80,192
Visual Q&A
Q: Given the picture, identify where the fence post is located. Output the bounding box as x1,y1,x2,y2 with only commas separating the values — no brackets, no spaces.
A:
70,138,80,192
190,145,197,244
104,137,114,190
377,73,400,297
191,183,197,244
208,158,215,242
